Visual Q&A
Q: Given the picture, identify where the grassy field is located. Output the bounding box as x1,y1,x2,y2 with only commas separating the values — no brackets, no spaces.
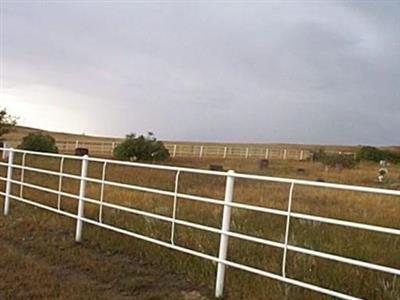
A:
0,154,399,299
8,125,399,153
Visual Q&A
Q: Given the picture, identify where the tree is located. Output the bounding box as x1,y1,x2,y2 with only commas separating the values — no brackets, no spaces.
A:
113,133,170,162
0,108,17,138
19,133,59,153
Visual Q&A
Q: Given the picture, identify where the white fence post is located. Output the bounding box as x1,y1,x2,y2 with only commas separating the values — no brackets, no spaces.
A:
300,150,304,161
173,144,177,158
282,183,295,277
57,157,65,210
170,170,181,245
283,149,287,160
199,145,204,158
111,142,115,155
245,148,249,159
75,155,89,242
3,149,14,215
265,148,269,159
223,146,227,159
215,170,235,298
75,140,79,149
2,142,8,160
19,153,27,199
98,162,108,223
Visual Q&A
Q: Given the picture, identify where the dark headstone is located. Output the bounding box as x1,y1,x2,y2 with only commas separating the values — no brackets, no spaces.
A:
297,168,305,174
75,147,89,156
309,153,315,161
209,164,224,172
259,159,269,170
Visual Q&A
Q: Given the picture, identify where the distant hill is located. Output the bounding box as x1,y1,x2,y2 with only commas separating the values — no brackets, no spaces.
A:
3,125,399,153
3,126,123,144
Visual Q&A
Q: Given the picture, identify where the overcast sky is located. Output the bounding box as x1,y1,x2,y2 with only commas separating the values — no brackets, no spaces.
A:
1,1,399,145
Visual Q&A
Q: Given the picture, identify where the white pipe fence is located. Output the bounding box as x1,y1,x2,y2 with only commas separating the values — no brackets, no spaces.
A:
0,148,398,299
4,138,355,160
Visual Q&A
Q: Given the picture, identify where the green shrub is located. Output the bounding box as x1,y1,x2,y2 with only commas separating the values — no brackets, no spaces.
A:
312,148,327,162
357,146,385,162
357,146,400,163
19,133,59,153
323,153,358,169
312,148,358,169
113,133,169,162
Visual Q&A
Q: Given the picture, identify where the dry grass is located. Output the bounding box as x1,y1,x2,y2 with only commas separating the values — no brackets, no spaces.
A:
7,125,393,153
0,213,210,300
0,155,399,299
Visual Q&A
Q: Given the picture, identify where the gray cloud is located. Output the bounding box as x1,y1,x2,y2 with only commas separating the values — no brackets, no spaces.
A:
2,1,399,145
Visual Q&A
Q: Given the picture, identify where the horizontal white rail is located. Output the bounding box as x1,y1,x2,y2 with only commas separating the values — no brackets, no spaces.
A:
1,165,399,237
0,148,398,300
2,176,400,277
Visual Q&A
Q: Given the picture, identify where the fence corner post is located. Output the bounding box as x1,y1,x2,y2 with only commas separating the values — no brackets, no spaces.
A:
215,170,235,298
4,148,14,215
75,154,89,242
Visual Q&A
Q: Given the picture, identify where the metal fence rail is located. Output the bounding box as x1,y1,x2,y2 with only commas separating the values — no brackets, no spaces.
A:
0,148,398,299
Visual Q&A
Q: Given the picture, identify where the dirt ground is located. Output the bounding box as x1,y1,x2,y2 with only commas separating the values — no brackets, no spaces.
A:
0,206,211,300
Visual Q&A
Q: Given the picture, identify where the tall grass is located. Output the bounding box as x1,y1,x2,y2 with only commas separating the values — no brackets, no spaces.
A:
0,154,399,299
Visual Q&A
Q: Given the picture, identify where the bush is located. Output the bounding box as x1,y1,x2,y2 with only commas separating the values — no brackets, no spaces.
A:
357,146,400,164
113,133,169,162
19,133,59,153
323,153,358,169
311,148,327,162
312,148,358,169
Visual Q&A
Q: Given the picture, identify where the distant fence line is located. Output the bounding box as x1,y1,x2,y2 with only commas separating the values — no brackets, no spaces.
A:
3,139,355,160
